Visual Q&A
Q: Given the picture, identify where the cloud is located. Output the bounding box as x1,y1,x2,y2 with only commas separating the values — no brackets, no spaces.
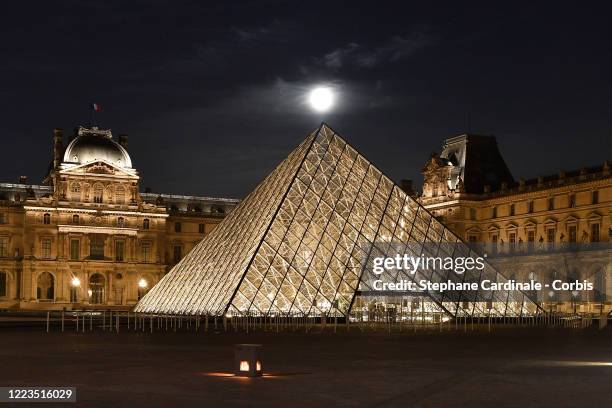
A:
320,29,436,70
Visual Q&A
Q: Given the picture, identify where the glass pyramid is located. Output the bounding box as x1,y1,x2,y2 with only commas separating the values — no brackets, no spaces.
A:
136,124,538,318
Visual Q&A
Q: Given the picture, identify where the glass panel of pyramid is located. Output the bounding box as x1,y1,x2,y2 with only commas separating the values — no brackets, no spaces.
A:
135,124,539,317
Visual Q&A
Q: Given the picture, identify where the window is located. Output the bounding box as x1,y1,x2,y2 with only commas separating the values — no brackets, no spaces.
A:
528,201,534,213
115,241,125,262
509,232,516,252
143,218,150,230
509,204,515,216
93,184,104,203
41,238,52,259
0,212,6,224
142,242,151,262
115,185,125,205
592,190,599,205
198,223,205,234
175,222,182,233
591,223,600,243
569,194,575,208
0,237,7,257
491,234,498,254
173,245,182,263
492,206,497,218
72,214,79,224
527,230,535,250
89,236,105,260
0,272,6,297
569,225,577,243
469,208,476,221
547,228,555,247
70,283,78,302
548,197,554,211
70,239,80,260
117,217,125,228
70,183,81,201
43,213,51,225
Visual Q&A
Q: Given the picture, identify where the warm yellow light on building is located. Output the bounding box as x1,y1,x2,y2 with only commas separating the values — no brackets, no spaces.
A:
239,361,249,372
71,277,81,287
138,278,148,289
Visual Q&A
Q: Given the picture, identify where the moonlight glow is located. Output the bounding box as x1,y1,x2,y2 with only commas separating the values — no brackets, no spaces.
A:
309,87,334,112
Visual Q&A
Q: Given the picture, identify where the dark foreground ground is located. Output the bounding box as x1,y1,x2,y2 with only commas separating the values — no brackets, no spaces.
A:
0,326,611,407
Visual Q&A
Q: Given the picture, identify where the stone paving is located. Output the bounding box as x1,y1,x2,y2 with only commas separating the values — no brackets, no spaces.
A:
0,328,611,407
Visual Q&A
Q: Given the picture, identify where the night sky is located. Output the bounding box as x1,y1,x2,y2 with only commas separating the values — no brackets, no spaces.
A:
1,1,610,198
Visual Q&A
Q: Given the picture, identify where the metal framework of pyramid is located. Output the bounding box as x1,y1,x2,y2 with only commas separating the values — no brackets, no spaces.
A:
136,124,538,318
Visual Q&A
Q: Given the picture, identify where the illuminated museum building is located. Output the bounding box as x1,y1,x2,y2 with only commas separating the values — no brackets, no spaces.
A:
418,134,610,313
0,126,238,309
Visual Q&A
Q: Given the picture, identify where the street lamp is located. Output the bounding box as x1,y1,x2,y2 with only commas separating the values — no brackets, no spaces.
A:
71,277,81,287
138,278,148,289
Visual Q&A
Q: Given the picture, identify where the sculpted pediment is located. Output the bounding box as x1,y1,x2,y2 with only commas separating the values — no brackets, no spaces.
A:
61,160,137,178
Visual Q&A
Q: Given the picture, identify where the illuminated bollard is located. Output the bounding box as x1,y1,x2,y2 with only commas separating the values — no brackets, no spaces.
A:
234,344,263,377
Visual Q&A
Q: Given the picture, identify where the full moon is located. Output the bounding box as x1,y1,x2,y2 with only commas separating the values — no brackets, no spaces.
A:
309,87,334,112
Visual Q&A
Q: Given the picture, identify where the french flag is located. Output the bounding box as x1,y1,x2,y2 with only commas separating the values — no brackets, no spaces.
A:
91,103,102,112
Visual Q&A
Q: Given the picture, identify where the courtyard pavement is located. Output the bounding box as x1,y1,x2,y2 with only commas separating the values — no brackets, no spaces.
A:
0,327,611,407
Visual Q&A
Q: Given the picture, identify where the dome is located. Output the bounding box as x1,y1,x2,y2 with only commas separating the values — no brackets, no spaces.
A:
63,127,132,169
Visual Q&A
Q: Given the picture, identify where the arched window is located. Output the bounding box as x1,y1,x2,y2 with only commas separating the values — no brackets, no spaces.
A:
117,217,125,228
72,214,79,224
115,185,125,205
142,218,150,230
37,272,54,300
43,213,51,225
70,183,81,201
93,184,104,203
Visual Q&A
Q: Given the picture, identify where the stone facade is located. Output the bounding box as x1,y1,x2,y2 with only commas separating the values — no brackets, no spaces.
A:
0,126,238,310
418,134,611,314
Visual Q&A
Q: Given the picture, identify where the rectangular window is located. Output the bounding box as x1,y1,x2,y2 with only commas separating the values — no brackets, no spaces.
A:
569,225,577,243
173,245,182,263
0,212,6,224
592,191,599,204
548,197,554,211
547,228,555,248
70,287,78,303
142,242,151,262
175,222,182,233
569,194,575,208
509,204,515,216
198,223,205,234
528,201,534,213
0,272,6,297
591,223,600,243
70,239,80,260
491,234,498,254
527,230,535,251
89,236,105,260
41,238,51,259
509,232,516,252
0,237,7,257
115,241,125,262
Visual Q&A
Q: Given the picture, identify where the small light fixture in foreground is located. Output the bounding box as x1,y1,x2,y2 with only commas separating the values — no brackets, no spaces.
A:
71,277,81,287
235,344,263,377
309,87,334,112
138,278,148,289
